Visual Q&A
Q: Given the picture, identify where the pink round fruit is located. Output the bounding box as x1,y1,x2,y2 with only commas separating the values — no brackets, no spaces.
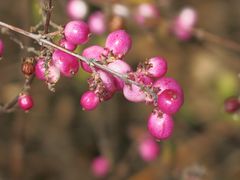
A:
91,156,110,177
81,45,104,73
107,60,132,90
59,38,76,51
88,11,106,35
64,20,90,45
153,77,183,95
172,7,197,41
97,70,116,96
67,0,88,20
105,30,132,58
147,111,174,140
138,136,160,162
18,93,34,111
52,50,79,77
123,83,146,103
224,96,240,113
147,56,167,78
0,39,4,57
157,89,184,114
134,3,160,26
35,58,60,83
80,91,99,111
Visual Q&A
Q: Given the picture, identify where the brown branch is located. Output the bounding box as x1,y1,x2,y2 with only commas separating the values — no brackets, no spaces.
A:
192,28,240,53
0,21,158,106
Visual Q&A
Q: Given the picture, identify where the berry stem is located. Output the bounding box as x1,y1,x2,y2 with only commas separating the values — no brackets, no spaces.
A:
0,21,158,103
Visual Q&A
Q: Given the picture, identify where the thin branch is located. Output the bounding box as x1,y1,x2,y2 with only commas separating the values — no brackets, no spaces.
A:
0,21,158,104
193,28,240,53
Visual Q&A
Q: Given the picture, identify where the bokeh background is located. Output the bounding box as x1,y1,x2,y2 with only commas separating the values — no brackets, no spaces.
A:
0,0,240,179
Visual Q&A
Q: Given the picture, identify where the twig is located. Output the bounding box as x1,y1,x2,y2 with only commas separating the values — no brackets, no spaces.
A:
193,28,240,53
0,21,158,104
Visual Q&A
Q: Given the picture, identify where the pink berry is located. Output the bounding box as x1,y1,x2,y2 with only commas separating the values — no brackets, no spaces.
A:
97,70,116,99
153,77,183,96
0,39,4,57
64,20,90,45
107,60,132,90
172,7,197,41
59,38,76,51
67,0,88,20
134,3,160,26
91,156,110,177
123,84,146,103
224,96,240,113
157,89,184,114
81,45,104,73
148,111,174,140
35,58,60,84
88,11,106,35
123,73,153,103
147,56,167,78
18,93,34,111
52,50,79,77
138,136,160,162
105,30,132,57
80,91,100,111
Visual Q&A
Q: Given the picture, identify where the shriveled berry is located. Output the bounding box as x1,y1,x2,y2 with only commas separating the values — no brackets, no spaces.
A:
21,57,35,76
18,93,34,111
148,111,174,140
80,91,100,111
64,20,90,45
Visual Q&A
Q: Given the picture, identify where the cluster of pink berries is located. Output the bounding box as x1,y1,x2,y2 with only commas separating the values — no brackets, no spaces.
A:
17,19,184,141
66,1,197,41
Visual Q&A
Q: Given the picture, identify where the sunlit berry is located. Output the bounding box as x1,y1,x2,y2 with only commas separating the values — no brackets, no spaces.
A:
88,11,106,35
59,38,76,51
18,93,34,111
67,0,88,20
148,111,174,140
35,58,60,83
105,30,132,58
52,50,79,77
80,91,99,111
81,45,104,73
147,56,167,78
157,89,184,114
64,20,90,45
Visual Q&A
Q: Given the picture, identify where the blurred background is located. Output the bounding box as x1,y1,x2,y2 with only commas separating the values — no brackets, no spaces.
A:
0,0,240,179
